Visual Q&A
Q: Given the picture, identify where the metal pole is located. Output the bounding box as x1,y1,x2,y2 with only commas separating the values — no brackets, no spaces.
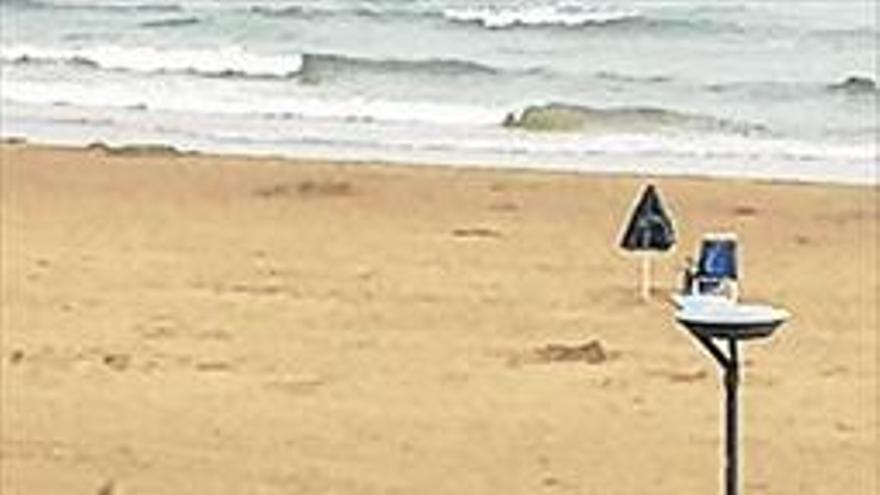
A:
725,338,740,495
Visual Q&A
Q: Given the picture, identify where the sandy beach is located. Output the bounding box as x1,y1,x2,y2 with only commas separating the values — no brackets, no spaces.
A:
1,142,877,494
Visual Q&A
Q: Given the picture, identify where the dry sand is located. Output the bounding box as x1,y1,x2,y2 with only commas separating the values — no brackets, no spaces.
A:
1,143,877,494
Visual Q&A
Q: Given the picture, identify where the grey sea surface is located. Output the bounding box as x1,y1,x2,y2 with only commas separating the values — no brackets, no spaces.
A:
2,0,877,183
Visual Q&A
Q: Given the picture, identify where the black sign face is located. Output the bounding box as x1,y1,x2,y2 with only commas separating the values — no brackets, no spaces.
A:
619,184,675,251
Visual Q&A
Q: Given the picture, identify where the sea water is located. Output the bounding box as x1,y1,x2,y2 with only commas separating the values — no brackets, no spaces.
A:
1,0,876,183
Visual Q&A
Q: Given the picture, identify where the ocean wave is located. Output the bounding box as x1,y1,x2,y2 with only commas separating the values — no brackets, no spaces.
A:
595,71,672,84
704,75,879,98
3,80,504,127
3,44,510,83
9,0,183,12
296,53,501,83
139,16,200,28
2,45,302,79
10,0,873,39
828,75,877,94
12,0,397,18
5,94,873,182
2,0,41,6
246,2,660,31
12,81,762,134
248,5,307,18
503,103,768,136
438,6,752,36
248,3,389,19
9,0,830,39
442,5,642,29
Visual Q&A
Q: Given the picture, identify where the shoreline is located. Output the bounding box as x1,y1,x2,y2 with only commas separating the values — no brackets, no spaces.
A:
2,137,877,189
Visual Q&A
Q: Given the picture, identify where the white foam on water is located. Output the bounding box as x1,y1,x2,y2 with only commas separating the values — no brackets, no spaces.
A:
2,76,504,126
2,44,303,78
443,3,641,28
4,99,875,185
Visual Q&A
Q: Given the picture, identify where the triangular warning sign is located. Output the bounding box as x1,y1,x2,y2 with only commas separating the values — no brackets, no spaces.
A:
619,184,675,251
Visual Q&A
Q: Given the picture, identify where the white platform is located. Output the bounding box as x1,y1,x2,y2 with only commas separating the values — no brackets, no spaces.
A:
674,294,790,340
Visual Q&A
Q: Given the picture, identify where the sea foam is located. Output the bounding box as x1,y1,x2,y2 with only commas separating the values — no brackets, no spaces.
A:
442,4,641,28
3,44,302,78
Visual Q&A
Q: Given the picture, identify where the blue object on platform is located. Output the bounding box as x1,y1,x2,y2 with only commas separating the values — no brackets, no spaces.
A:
697,236,738,280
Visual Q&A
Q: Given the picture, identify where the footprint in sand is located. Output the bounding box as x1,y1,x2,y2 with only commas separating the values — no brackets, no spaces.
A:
96,480,115,495
533,340,611,365
9,349,25,365
194,361,234,373
266,374,326,396
507,340,616,367
102,353,131,372
452,227,503,239
664,369,709,383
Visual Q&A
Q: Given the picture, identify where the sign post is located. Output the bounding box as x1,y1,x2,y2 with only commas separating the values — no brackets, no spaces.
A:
619,184,675,301
641,254,652,301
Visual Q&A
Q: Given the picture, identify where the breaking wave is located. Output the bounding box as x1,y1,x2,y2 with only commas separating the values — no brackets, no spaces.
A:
435,4,748,33
3,45,302,79
3,85,776,138
441,5,643,29
503,103,769,136
2,45,508,82
3,79,503,127
296,53,501,83
7,1,740,34
827,75,877,94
